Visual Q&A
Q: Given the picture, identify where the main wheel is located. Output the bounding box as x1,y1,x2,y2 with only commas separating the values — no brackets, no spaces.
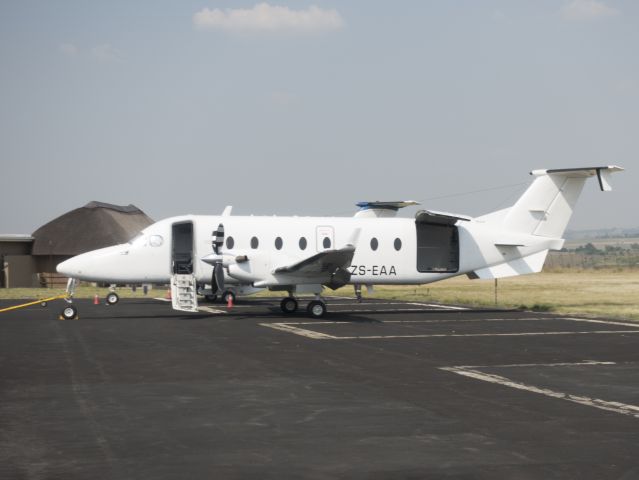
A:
222,290,236,304
280,297,298,314
205,294,218,302
306,300,326,318
61,305,78,320
106,292,119,305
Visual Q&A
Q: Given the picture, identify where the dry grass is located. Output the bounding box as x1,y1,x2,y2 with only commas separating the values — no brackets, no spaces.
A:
1,270,637,321
343,269,639,321
0,286,164,301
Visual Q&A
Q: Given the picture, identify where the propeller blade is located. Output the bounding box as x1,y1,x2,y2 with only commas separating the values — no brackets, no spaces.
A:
212,223,225,254
213,263,225,293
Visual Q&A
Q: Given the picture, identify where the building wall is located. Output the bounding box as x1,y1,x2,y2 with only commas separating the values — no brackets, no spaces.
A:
3,255,39,288
0,240,33,256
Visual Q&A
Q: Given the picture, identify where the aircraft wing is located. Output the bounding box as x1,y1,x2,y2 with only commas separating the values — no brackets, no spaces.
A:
273,245,356,276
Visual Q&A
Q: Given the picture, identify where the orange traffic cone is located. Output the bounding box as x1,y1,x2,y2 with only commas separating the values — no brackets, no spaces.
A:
227,294,233,309
165,289,171,300
93,294,100,305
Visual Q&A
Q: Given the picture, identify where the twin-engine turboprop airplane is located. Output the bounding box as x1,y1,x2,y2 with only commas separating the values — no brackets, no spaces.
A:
57,166,622,319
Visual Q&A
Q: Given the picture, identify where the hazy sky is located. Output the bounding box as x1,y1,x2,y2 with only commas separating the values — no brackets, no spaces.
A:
1,0,636,233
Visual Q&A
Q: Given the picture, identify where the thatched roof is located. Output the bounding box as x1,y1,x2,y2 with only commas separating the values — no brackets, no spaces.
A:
31,201,154,256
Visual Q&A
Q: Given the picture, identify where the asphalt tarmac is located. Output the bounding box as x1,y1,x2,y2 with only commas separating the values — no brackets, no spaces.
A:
1,296,639,479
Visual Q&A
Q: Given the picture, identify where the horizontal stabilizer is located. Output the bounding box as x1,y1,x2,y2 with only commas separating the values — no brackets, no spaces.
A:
469,250,549,280
531,165,623,191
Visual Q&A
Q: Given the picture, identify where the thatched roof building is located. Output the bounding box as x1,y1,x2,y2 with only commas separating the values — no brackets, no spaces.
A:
32,201,154,256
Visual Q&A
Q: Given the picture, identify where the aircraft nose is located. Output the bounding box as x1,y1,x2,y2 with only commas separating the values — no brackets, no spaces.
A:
56,256,84,277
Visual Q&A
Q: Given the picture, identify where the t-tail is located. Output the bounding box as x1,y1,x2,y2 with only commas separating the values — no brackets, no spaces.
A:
481,166,623,238
471,166,623,279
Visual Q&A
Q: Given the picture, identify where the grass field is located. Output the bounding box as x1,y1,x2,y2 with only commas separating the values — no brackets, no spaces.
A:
364,270,639,321
1,269,637,321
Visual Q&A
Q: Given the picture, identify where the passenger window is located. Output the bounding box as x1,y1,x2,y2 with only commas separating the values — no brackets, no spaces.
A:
149,235,163,247
226,236,234,249
323,237,331,249
394,238,402,251
299,237,307,250
251,236,259,249
370,238,378,251
275,237,283,250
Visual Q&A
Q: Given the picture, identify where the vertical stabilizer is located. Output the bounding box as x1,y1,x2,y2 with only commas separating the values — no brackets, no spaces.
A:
486,166,623,238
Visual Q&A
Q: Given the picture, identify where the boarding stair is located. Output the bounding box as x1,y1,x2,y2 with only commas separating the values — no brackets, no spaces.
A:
171,274,199,312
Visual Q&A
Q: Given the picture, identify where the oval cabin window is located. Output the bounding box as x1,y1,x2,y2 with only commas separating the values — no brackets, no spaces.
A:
370,237,378,251
275,237,283,250
226,236,234,249
323,237,331,249
394,238,402,251
299,237,307,250
250,237,259,249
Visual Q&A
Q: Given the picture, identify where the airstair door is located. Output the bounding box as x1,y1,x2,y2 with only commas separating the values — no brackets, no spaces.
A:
170,221,198,312
171,273,199,312
316,226,335,251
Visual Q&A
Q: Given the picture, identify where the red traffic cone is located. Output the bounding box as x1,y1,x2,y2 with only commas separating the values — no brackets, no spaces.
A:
227,294,233,309
93,294,100,305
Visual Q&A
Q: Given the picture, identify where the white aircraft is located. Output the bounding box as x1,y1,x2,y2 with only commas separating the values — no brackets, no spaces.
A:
57,166,622,319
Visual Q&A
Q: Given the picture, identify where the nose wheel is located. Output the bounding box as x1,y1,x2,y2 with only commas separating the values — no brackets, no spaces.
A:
60,304,78,320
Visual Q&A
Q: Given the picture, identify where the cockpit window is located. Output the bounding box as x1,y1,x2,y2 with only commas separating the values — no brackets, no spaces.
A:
149,235,163,247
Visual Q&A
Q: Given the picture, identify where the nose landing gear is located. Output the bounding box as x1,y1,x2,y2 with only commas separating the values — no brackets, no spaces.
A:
61,304,78,320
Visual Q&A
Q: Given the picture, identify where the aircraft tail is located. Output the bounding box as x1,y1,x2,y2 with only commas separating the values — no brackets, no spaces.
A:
480,166,623,238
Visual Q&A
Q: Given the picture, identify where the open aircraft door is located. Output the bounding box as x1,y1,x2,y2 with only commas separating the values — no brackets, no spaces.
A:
414,211,465,273
170,221,199,312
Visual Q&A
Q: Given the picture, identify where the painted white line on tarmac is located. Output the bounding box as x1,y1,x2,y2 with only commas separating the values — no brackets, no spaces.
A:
331,330,639,340
441,362,639,419
281,317,553,326
198,306,228,314
154,298,171,302
408,302,469,310
564,317,639,329
451,360,616,369
260,322,338,339
261,320,639,340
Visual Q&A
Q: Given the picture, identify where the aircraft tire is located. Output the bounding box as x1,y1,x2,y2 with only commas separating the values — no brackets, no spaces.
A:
280,297,298,314
61,305,78,320
106,292,119,305
205,294,218,302
306,300,326,318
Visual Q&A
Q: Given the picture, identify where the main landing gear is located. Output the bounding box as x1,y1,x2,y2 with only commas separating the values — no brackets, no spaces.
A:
106,292,119,305
306,300,326,318
280,297,298,314
279,295,327,318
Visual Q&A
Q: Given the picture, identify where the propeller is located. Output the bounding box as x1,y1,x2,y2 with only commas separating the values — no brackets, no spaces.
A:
211,224,225,293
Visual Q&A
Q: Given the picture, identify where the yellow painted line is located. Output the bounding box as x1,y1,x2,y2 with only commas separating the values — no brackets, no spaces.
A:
0,294,68,314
